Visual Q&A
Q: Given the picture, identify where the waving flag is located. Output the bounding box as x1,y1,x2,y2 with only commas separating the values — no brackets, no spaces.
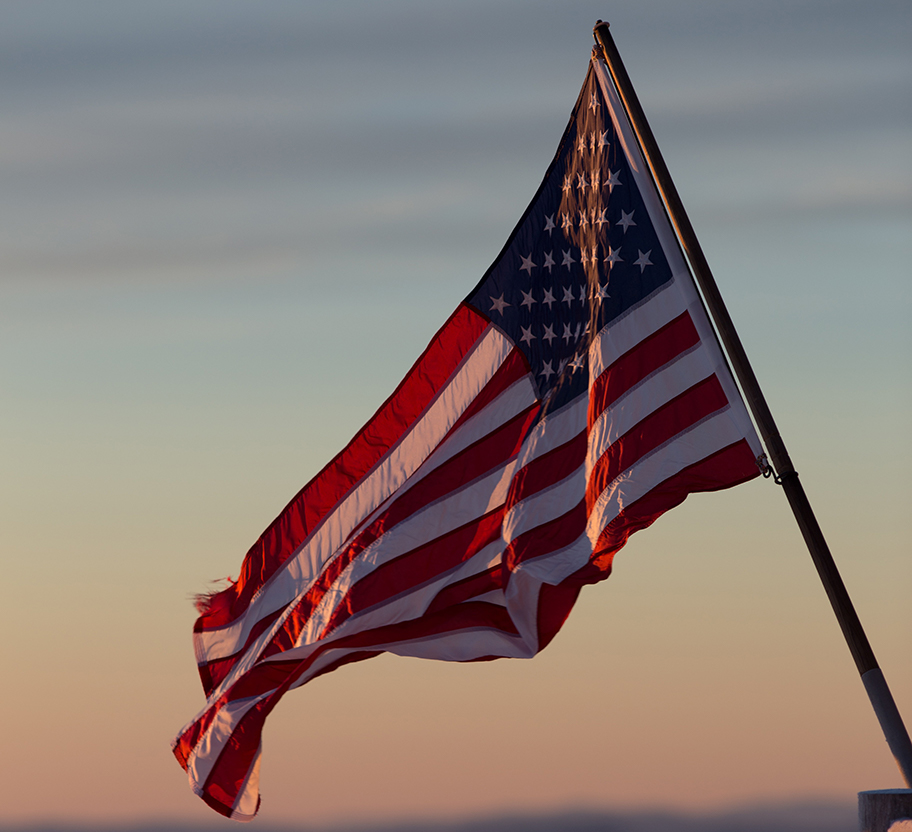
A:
173,52,764,821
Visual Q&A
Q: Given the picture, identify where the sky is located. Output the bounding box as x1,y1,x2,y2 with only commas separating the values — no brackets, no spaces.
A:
1,0,910,827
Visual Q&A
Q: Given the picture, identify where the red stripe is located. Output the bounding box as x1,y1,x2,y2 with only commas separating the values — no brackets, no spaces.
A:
202,696,271,818
201,786,246,820
588,311,699,429
425,566,502,613
536,579,584,651
199,607,285,696
447,346,533,435
504,499,588,573
591,439,760,570
586,375,728,512
195,304,489,631
172,691,229,771
506,430,587,511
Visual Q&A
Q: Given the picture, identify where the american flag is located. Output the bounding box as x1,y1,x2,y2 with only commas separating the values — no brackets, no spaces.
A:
173,54,763,821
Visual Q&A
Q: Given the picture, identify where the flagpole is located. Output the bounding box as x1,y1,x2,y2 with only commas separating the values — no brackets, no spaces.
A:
592,19,912,787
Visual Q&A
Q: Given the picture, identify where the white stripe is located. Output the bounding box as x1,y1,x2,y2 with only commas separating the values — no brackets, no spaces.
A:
511,391,587,473
587,345,714,470
186,694,266,796
230,743,262,821
194,325,513,665
587,407,745,540
432,538,504,597
283,626,535,694
503,463,586,544
464,589,506,607
588,280,688,379
510,532,592,589
382,626,534,661
404,373,537,488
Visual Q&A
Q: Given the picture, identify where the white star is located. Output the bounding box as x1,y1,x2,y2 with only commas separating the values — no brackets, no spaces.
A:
562,322,574,343
574,321,582,341
539,360,555,381
543,214,555,235
589,92,600,112
634,250,653,272
577,171,588,190
570,353,586,372
520,325,535,345
561,285,575,306
598,130,609,148
562,174,572,194
561,212,573,232
578,210,589,228
543,251,555,273
489,294,510,315
577,135,587,154
558,357,569,375
542,287,556,308
618,209,636,232
604,245,622,266
542,323,556,344
589,131,597,151
561,248,576,270
520,289,537,309
519,253,536,274
595,207,609,227
595,283,611,302
605,169,621,192
590,169,600,190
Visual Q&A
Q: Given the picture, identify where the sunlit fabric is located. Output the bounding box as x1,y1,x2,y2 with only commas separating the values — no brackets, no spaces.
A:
173,54,762,821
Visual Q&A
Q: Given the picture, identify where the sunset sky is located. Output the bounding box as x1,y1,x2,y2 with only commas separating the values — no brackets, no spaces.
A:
2,0,910,826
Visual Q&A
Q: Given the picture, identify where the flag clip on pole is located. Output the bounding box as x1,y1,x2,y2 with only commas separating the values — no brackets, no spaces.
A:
592,19,912,788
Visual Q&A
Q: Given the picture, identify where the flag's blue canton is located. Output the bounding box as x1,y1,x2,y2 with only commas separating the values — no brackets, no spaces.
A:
466,65,673,416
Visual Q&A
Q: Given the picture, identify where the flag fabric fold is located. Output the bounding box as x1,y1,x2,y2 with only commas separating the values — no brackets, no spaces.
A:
173,53,764,821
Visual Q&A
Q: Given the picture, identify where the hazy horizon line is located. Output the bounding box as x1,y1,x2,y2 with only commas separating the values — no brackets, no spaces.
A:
2,797,859,832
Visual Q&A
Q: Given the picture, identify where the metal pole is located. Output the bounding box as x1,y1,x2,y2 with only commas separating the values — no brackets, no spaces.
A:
592,19,912,787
